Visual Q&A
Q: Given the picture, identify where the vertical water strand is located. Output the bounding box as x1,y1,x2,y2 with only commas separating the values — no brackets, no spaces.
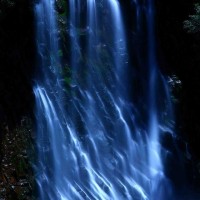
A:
146,0,162,178
69,0,81,83
107,0,128,89
85,0,98,124
84,2,115,198
106,1,134,160
106,0,128,147
108,0,126,66
98,1,147,199
66,4,107,197
135,0,142,32
34,1,57,199
145,0,173,199
108,5,141,195
67,1,133,199
34,0,72,199
68,1,92,198
85,0,102,173
87,0,98,58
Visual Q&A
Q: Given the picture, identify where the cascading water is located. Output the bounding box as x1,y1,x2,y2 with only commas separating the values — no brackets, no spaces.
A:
33,0,174,199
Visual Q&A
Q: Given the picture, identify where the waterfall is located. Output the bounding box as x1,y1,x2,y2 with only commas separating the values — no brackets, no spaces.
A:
34,0,174,199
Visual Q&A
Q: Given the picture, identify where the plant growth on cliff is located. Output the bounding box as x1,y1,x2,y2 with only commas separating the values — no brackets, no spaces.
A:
184,3,200,33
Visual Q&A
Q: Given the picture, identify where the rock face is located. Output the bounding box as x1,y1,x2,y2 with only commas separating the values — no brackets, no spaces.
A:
0,117,35,200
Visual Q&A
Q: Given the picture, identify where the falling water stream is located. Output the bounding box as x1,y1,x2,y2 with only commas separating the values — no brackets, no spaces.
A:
34,0,174,199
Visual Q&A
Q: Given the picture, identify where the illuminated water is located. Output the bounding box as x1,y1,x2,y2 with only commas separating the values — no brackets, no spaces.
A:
34,0,174,199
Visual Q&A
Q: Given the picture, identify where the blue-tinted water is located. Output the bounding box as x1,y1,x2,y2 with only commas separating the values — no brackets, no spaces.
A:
34,0,174,199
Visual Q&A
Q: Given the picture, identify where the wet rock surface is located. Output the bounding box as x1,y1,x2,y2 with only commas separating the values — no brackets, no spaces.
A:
0,118,35,200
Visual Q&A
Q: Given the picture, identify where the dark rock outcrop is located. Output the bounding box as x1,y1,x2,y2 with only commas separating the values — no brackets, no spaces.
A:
156,0,200,194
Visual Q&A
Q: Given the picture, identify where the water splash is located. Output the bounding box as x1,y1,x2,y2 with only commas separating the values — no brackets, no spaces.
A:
34,0,174,199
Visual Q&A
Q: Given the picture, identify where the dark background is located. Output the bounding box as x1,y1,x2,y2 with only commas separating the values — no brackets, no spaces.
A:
0,0,35,128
